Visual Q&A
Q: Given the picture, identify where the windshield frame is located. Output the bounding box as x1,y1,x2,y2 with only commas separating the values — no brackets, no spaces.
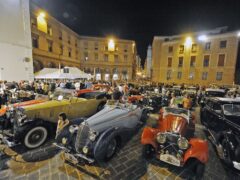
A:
223,103,240,116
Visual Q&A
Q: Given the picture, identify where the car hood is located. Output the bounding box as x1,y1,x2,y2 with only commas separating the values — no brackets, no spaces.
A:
85,105,142,132
159,115,188,135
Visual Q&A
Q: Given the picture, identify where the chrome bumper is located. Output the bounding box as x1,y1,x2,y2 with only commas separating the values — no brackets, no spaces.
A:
53,143,94,163
0,134,18,147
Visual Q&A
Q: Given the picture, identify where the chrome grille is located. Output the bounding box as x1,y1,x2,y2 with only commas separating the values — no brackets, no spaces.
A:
75,124,90,153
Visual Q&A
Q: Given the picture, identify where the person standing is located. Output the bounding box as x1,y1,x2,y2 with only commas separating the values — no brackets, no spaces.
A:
169,93,178,108
55,112,69,138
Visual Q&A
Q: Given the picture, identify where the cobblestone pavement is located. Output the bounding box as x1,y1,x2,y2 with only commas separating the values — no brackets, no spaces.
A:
0,107,240,180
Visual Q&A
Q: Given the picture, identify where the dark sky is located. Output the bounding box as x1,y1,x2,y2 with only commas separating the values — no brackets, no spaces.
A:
31,0,240,60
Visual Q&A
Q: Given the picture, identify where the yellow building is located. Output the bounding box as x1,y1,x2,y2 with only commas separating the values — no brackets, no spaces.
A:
78,36,136,81
30,4,137,80
152,27,240,86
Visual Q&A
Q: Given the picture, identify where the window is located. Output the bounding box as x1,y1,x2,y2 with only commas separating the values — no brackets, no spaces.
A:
68,48,71,57
179,45,184,54
177,72,182,79
104,54,108,62
190,56,196,67
68,36,71,44
205,42,211,50
114,55,119,62
216,72,223,81
124,55,128,62
59,31,62,40
48,40,53,52
94,42,98,50
178,57,183,67
60,45,64,55
63,68,69,73
32,35,39,48
84,52,88,61
75,40,78,47
168,46,173,53
167,57,172,67
166,70,172,80
191,44,197,52
47,25,52,36
124,45,128,53
220,40,227,48
218,54,225,66
95,53,98,61
189,72,194,80
202,72,208,80
203,55,210,67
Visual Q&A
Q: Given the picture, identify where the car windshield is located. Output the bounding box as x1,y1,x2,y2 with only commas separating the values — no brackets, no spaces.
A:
52,90,73,100
205,91,225,97
165,107,189,117
223,104,240,116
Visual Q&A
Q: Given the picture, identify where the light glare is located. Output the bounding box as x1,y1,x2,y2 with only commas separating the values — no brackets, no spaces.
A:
198,35,208,41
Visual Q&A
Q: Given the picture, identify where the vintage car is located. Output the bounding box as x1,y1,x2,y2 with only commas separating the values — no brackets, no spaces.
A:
141,92,162,112
200,97,240,170
0,94,48,129
0,89,107,149
141,107,208,178
54,100,149,163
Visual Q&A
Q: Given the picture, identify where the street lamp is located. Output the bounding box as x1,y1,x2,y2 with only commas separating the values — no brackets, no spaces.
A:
185,37,192,48
108,39,115,51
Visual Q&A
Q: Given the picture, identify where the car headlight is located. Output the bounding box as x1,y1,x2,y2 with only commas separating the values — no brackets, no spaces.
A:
89,130,97,141
82,146,89,154
177,137,189,150
156,132,166,144
69,125,78,134
149,99,153,103
62,137,67,145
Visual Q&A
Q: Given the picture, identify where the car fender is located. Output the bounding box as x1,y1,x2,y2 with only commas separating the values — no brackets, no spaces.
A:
93,127,122,161
183,138,209,164
141,127,158,149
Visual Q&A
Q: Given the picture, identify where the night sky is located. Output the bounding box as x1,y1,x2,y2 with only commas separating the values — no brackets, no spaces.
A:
31,0,240,60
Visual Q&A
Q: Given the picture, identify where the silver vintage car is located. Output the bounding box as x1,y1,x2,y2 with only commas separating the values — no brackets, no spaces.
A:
54,101,149,163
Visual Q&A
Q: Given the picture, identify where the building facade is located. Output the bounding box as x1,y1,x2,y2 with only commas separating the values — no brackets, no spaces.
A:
152,27,240,86
30,4,137,80
79,36,136,81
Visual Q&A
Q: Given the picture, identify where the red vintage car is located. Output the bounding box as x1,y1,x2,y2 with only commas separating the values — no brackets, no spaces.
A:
141,107,208,178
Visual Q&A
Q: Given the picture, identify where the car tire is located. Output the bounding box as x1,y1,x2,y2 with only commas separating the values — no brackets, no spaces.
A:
23,126,48,149
142,144,155,160
104,138,118,161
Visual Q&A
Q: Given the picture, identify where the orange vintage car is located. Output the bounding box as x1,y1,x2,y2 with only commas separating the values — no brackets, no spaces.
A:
141,107,208,178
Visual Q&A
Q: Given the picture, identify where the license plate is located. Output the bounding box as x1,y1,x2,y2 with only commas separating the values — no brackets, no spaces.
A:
160,154,181,167
65,153,78,164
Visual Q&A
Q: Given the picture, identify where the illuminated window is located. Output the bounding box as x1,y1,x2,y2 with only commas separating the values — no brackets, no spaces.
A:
178,57,183,67
190,56,196,67
179,45,184,54
203,55,210,67
218,54,225,66
167,57,172,67
205,42,211,50
202,72,208,80
191,44,197,52
220,40,227,48
216,72,223,81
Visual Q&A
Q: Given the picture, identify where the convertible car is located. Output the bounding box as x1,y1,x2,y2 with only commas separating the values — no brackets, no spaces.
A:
0,89,107,149
141,107,208,178
54,100,149,163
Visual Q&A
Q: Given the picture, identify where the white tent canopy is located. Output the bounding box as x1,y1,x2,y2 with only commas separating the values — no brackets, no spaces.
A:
34,67,92,80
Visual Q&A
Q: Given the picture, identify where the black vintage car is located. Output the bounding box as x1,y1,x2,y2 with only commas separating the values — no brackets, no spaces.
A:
201,97,240,170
